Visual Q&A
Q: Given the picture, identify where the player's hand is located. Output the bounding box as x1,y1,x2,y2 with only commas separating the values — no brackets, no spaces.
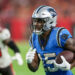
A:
26,47,36,64
15,53,23,66
54,56,71,71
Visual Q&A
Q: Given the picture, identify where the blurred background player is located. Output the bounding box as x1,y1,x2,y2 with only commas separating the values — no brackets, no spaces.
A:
26,5,75,75
0,25,23,75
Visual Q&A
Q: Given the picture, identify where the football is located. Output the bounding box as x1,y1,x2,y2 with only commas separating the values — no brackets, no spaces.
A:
55,50,75,64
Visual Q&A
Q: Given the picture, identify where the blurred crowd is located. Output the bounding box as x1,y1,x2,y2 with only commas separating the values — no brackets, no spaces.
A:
0,0,75,40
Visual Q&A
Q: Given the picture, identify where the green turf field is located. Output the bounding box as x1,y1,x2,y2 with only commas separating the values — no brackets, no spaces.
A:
8,41,75,75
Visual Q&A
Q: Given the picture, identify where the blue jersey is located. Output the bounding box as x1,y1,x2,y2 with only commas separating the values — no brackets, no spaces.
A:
29,27,73,75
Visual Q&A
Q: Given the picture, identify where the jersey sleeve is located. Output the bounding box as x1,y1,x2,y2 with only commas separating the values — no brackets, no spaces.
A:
59,29,72,47
2,29,11,40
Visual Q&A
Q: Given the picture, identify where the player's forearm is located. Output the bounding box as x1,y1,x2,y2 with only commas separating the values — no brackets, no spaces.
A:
27,61,39,72
3,40,20,53
71,60,75,69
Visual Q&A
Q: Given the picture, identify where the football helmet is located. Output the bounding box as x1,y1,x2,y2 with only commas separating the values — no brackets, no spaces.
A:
0,26,11,41
32,5,57,35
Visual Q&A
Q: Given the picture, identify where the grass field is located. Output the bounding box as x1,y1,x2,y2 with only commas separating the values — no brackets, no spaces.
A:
8,41,75,75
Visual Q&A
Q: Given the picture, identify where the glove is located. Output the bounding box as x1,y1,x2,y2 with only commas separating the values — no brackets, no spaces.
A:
15,53,23,66
54,56,71,71
26,47,36,64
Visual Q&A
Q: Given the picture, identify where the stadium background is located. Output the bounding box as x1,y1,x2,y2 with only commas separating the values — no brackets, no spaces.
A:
0,0,75,75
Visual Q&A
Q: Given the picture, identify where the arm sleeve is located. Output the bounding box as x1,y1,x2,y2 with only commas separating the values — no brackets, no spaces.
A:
3,40,20,53
59,29,72,47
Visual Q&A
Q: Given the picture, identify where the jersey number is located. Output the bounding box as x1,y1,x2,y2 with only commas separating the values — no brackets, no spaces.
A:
44,53,58,72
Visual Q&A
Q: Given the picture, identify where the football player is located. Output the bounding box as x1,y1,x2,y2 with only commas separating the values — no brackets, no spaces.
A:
0,26,23,75
26,5,75,75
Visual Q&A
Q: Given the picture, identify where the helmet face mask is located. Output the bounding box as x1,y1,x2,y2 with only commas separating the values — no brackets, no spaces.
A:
32,5,57,35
